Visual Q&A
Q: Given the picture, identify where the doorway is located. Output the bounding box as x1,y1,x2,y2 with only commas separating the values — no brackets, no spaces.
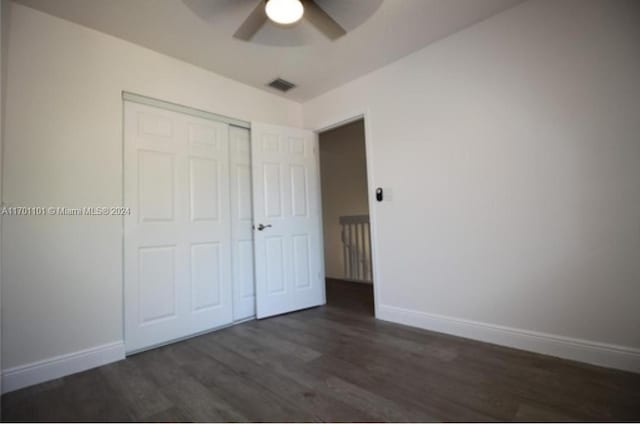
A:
318,118,375,316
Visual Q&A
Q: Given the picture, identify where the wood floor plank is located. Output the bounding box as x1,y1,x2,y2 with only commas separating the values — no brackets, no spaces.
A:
264,310,516,420
259,315,473,420
319,375,432,422
190,330,378,422
143,406,191,423
99,356,174,420
170,341,312,422
130,348,249,422
2,279,639,422
231,323,323,362
35,369,133,422
1,378,65,422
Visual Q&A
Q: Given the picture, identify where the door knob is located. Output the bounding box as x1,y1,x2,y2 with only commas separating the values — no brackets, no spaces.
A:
256,224,272,231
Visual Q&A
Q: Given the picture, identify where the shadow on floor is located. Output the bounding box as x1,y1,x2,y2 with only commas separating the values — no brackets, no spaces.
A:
325,277,374,316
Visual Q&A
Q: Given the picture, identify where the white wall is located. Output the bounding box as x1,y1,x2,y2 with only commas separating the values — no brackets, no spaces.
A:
303,0,640,371
0,0,9,398
319,120,369,279
1,2,301,376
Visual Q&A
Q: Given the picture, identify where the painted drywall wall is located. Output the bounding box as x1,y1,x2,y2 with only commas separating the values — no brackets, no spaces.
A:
1,0,9,397
303,0,640,370
1,2,302,371
319,120,369,280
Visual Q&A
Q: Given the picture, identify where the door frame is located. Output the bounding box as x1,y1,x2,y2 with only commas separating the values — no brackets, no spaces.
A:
313,110,381,318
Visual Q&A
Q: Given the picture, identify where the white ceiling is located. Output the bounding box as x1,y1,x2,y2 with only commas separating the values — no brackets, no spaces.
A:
13,0,522,102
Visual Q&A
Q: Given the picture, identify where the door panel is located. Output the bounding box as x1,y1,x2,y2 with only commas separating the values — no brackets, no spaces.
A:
265,236,286,294
189,158,219,221
290,165,308,216
263,163,283,217
138,151,175,222
230,126,256,321
293,235,311,288
251,123,325,319
190,242,222,311
124,101,232,353
138,246,176,323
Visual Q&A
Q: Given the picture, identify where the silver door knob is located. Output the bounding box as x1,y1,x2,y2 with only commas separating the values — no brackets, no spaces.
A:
256,224,272,231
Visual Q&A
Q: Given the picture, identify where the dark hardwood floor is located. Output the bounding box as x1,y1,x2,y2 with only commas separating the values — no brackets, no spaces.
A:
2,279,639,422
325,278,374,316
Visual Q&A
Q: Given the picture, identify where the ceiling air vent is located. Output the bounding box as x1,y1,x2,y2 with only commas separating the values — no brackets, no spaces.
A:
268,78,296,92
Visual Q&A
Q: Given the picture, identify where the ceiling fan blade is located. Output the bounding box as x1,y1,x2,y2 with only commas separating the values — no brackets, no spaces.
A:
233,1,268,41
303,0,347,40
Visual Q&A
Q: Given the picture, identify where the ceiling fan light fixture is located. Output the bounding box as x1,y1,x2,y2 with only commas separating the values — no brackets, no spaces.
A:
265,0,304,25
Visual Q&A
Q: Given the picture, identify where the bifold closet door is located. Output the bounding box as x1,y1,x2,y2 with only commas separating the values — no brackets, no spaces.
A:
251,122,325,319
124,101,233,353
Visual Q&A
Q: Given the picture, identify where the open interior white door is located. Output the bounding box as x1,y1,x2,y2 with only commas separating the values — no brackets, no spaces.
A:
251,122,325,318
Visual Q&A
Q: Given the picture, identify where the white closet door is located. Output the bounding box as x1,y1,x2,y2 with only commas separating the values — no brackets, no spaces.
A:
124,101,233,353
251,122,325,319
229,126,255,321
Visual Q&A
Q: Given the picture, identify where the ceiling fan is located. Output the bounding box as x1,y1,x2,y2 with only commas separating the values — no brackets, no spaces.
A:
234,0,347,41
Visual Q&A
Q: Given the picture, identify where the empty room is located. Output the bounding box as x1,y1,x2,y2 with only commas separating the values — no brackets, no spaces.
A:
0,0,639,422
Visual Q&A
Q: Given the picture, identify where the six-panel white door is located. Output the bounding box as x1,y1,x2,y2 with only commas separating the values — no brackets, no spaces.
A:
124,101,233,352
251,122,325,319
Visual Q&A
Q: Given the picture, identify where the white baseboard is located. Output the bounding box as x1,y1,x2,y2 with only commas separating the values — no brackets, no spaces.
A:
377,304,640,373
1,341,125,394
